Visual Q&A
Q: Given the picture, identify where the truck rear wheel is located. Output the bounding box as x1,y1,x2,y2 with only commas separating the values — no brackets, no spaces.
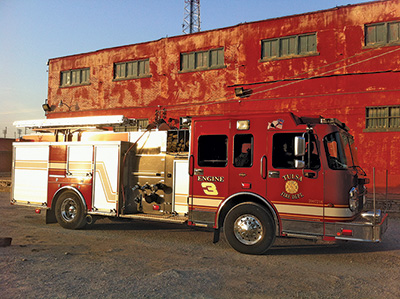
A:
224,202,275,254
55,191,86,229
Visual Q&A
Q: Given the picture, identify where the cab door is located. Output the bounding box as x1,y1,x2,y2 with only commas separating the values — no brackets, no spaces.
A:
189,119,230,227
227,118,269,200
267,132,325,236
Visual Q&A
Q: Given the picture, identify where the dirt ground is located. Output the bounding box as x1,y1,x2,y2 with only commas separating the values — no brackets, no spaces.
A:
1,190,400,298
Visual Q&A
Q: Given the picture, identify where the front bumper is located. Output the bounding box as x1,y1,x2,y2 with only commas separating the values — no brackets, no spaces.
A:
327,210,389,242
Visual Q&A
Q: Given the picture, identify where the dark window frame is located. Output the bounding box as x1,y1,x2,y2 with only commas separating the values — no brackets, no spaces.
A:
114,59,151,81
113,119,149,132
365,105,400,132
365,21,400,47
180,48,225,72
261,33,318,61
60,68,90,87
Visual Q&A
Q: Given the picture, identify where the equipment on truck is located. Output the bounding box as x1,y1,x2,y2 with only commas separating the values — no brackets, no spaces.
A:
11,113,388,254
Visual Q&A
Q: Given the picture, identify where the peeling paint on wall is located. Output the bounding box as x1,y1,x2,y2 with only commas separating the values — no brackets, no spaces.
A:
46,0,400,193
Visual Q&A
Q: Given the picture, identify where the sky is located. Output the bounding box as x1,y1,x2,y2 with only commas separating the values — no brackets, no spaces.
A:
0,0,374,138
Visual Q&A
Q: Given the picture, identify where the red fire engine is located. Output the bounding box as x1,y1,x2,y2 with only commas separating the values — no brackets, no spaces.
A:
12,113,388,254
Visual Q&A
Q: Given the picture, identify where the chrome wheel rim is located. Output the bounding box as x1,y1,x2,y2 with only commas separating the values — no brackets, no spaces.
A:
233,214,263,245
61,198,77,222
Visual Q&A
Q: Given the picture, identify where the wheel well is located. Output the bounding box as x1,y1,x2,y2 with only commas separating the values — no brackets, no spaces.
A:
47,188,85,224
217,193,279,235
51,187,87,212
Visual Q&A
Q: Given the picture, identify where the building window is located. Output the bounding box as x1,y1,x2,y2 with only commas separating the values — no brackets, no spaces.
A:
60,68,90,87
261,33,317,60
365,106,400,131
113,119,149,132
114,59,150,80
180,48,224,72
365,21,400,47
198,135,227,167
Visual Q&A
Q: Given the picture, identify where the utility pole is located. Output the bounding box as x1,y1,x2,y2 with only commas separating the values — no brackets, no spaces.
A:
182,0,201,34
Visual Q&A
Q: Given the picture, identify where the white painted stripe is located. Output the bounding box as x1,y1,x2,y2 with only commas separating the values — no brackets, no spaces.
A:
15,160,47,170
275,204,354,218
49,162,67,169
192,197,222,208
275,204,323,216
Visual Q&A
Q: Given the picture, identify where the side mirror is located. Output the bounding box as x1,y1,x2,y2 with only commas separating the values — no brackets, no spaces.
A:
294,136,306,157
294,159,305,169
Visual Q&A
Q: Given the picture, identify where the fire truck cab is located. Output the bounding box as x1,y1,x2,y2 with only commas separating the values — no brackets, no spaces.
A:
11,113,388,254
189,113,387,254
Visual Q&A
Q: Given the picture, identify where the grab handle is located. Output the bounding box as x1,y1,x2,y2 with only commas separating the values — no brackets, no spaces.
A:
260,155,267,179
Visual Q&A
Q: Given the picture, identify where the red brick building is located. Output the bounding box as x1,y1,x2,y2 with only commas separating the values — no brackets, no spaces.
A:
45,0,400,194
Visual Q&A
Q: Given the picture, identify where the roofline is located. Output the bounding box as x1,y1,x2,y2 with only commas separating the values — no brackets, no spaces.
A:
47,0,390,62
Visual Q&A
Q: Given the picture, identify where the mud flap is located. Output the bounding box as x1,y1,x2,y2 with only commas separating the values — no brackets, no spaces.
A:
46,209,57,224
213,228,220,244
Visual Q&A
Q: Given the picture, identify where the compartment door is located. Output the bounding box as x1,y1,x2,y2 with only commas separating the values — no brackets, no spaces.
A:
93,144,120,212
173,160,189,215
13,144,49,205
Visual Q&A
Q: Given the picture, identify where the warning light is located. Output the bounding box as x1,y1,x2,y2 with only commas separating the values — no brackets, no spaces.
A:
153,205,160,211
236,120,250,130
35,209,41,214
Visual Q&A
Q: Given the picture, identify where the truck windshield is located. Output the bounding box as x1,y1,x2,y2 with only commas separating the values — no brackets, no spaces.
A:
340,132,360,168
324,132,351,170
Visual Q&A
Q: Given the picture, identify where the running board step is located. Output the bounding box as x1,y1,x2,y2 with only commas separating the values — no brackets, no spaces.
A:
119,213,188,224
284,232,321,240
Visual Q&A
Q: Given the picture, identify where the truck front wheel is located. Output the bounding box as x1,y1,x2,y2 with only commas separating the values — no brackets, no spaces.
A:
55,191,86,229
224,202,275,254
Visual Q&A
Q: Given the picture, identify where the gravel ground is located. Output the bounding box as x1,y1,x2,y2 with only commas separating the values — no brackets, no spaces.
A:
1,191,400,298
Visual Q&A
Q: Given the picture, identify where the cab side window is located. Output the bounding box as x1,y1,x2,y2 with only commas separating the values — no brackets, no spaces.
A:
198,135,228,167
234,134,253,167
272,133,320,169
273,133,296,169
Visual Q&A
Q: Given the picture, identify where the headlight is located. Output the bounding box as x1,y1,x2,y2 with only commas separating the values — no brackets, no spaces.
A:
349,187,359,212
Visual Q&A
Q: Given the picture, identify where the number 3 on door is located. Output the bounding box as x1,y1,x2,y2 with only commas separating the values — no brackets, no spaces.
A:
201,182,219,196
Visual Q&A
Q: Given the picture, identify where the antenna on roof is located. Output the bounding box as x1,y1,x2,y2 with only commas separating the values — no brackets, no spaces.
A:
182,0,201,34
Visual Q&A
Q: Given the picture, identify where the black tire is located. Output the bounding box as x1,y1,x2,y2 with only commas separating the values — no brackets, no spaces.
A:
55,190,87,229
224,202,275,254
